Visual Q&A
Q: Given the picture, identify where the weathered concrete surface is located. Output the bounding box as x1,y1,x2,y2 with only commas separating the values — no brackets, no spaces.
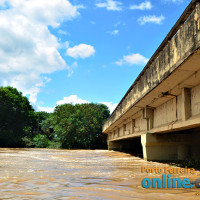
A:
103,1,200,161
141,130,200,161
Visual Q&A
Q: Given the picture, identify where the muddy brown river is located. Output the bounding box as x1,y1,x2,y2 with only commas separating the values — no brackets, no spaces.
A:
0,149,199,199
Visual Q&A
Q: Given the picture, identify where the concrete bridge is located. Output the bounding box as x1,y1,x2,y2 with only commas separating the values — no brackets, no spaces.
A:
103,0,200,161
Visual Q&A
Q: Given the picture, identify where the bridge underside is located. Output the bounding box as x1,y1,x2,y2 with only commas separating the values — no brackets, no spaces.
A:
109,128,200,161
108,137,143,157
103,1,200,161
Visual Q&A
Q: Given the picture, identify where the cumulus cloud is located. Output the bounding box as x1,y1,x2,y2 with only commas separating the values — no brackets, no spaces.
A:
96,0,122,11
38,95,117,113
109,30,119,35
37,105,55,113
67,44,95,59
116,53,148,66
1,0,80,27
130,1,152,10
37,95,89,113
56,95,90,105
99,102,118,113
0,0,81,104
138,15,165,25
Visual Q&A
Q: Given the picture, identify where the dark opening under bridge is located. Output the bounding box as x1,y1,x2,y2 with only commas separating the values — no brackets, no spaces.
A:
103,0,200,161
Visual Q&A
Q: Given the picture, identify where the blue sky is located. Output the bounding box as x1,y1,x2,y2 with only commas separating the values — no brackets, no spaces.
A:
0,0,191,113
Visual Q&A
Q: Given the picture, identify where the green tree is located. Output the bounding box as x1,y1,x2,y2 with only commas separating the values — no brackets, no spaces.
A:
53,103,110,149
33,134,49,148
0,86,35,147
40,113,54,138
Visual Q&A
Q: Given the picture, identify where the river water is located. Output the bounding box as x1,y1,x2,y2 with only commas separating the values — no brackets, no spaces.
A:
0,149,199,200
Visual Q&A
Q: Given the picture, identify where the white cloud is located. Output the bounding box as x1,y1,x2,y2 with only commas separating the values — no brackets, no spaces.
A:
59,41,70,50
37,95,89,113
0,0,81,104
0,0,8,7
75,4,86,9
116,53,148,66
99,102,118,113
38,95,117,113
56,95,89,105
109,30,119,35
130,1,152,10
96,0,122,11
163,0,183,4
171,0,183,2
67,62,78,78
8,0,80,28
38,105,55,113
138,15,165,25
67,44,95,59
58,30,68,35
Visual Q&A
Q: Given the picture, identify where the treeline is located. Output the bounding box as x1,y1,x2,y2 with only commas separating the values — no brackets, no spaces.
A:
0,86,110,149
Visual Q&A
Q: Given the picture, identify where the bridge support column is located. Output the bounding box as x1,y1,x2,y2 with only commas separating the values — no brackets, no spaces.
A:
178,145,190,160
141,133,193,161
191,132,200,159
108,141,123,151
143,107,154,131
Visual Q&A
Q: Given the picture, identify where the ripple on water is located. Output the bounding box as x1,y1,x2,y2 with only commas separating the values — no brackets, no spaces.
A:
0,149,199,200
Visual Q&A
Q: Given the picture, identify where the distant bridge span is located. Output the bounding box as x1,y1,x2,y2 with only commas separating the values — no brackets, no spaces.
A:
103,0,200,161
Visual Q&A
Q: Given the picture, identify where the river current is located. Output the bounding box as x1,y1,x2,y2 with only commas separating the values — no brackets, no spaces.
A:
0,148,199,199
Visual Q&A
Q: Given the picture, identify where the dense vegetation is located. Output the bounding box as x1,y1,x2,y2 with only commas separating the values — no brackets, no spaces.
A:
0,86,110,149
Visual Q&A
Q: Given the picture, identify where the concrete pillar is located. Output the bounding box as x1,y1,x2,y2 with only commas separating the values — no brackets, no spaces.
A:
118,128,120,137
108,141,123,151
110,132,112,140
182,88,191,121
191,132,200,159
108,141,116,150
131,119,135,134
141,134,165,161
143,107,154,131
178,145,190,160
141,134,148,161
141,133,192,161
123,124,126,136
